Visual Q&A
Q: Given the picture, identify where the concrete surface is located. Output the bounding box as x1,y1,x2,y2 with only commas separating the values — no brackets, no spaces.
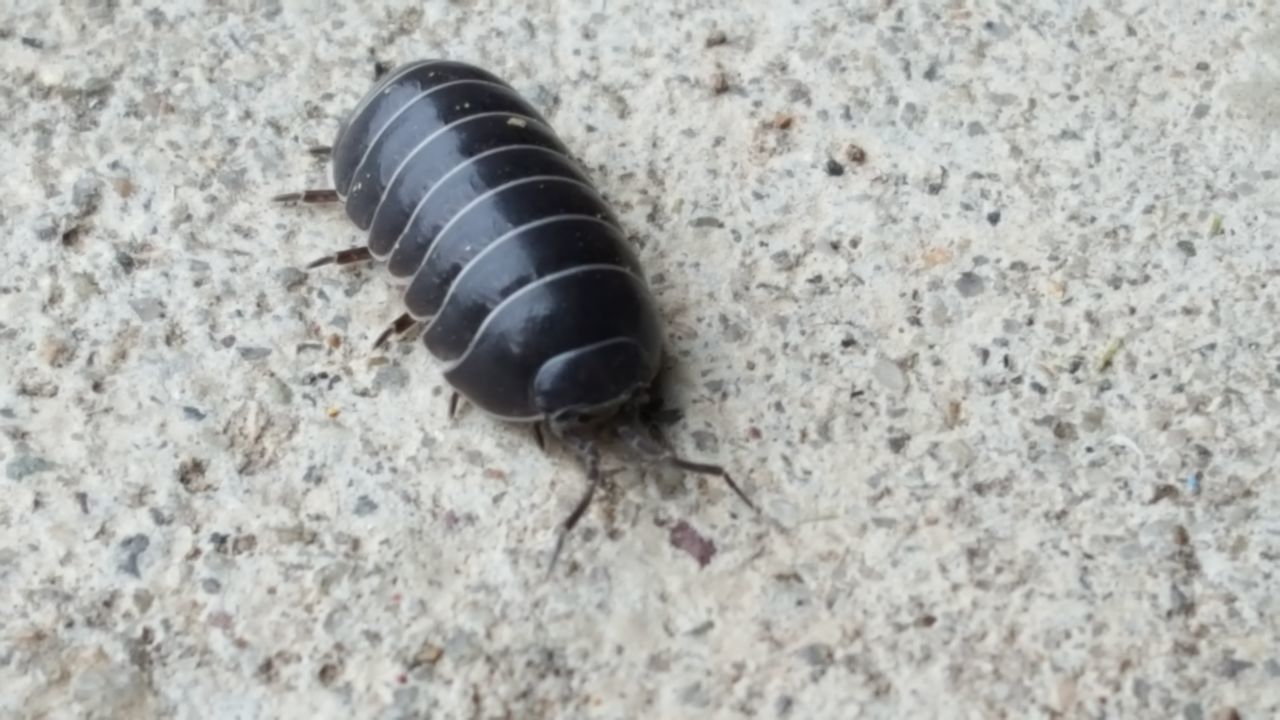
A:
2,0,1278,718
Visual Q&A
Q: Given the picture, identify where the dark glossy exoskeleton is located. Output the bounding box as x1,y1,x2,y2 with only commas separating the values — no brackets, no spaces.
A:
275,59,756,571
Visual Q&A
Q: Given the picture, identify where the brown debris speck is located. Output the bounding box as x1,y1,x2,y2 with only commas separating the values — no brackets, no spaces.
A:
232,534,258,555
669,520,717,567
318,662,341,686
177,458,212,493
710,71,730,95
409,642,444,669
1147,484,1179,504
112,177,135,198
845,143,868,164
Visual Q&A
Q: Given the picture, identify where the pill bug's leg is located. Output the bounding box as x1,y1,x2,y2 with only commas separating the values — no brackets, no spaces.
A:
308,146,332,158
372,313,417,350
641,401,683,428
305,246,372,270
272,189,341,204
637,364,684,428
546,435,602,577
447,392,462,420
532,422,546,452
617,420,758,514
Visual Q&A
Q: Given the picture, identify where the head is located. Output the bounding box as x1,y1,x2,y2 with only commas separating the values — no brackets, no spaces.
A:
532,338,657,440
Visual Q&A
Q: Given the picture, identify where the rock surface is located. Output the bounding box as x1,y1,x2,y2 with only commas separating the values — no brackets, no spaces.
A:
1,1,1277,718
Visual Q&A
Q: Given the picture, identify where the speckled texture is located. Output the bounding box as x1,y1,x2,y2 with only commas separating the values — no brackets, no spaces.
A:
2,1,1277,718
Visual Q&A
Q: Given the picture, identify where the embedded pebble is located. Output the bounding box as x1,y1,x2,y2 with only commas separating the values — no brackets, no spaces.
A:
277,267,307,290
871,358,907,395
7,456,54,480
71,175,103,217
118,534,150,578
955,272,986,297
129,297,164,321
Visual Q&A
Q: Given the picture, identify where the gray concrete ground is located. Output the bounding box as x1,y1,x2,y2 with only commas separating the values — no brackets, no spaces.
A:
2,1,1278,718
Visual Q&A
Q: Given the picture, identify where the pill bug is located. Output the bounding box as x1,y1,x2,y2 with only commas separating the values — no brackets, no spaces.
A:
275,59,756,570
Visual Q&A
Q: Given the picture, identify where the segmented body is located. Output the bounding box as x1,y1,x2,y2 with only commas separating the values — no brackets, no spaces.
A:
330,60,663,422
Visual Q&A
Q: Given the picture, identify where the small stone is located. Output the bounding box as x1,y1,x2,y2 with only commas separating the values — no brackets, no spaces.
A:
770,250,796,270
266,376,293,404
182,406,206,421
354,495,378,516
177,458,212,493
1052,421,1077,441
129,297,164,321
888,434,910,453
686,621,714,636
34,215,60,242
7,456,54,480
1191,103,1211,119
690,216,724,228
679,682,711,708
409,642,444,669
202,578,222,594
871,357,907,394
955,271,985,297
986,210,1002,226
942,440,975,468
238,347,272,360
277,267,307,290
373,365,408,391
446,629,483,665
710,71,730,95
824,158,845,176
705,29,728,47
71,175,103,217
798,643,833,667
118,534,150,578
232,534,258,554
318,662,341,686
691,430,718,453
1217,655,1253,678
1177,240,1196,257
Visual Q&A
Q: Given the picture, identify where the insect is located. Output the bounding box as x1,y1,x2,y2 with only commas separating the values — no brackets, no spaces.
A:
275,59,757,570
